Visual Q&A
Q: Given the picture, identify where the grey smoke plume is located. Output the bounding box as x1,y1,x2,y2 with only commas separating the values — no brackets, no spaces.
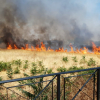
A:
0,0,99,49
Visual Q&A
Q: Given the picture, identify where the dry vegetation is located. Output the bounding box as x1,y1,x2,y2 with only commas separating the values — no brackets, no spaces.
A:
0,49,100,99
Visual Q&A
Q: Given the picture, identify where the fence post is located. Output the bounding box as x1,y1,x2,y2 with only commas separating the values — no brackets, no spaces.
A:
97,69,100,100
57,74,60,100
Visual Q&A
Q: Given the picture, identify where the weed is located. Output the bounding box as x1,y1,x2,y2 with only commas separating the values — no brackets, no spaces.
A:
23,73,29,77
14,67,20,74
15,59,22,67
67,66,83,71
47,68,53,74
72,56,77,62
0,77,2,81
32,62,36,67
57,66,67,72
30,66,38,75
63,57,68,63
87,58,96,66
38,61,43,66
6,68,13,79
23,60,28,69
0,62,11,72
80,56,87,64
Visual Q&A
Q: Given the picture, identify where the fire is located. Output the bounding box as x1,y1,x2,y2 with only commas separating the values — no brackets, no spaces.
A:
6,42,100,55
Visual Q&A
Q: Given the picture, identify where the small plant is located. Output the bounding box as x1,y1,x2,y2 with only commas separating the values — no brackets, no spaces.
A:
11,60,16,65
72,56,77,62
23,60,28,69
30,66,38,75
57,66,67,72
0,61,11,72
32,62,36,67
14,67,20,74
0,77,2,81
67,66,83,71
38,61,43,66
80,56,87,64
47,68,53,74
6,68,13,79
87,58,96,66
62,57,68,63
15,59,22,67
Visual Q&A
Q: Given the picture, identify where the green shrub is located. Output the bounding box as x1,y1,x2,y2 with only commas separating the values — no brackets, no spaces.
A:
30,66,38,75
62,57,68,63
80,56,87,64
32,62,36,67
0,62,11,72
23,60,28,69
38,61,43,66
14,67,20,74
57,66,67,72
47,69,53,74
0,77,2,81
87,58,96,66
14,59,22,67
6,68,13,79
67,66,83,71
72,56,77,62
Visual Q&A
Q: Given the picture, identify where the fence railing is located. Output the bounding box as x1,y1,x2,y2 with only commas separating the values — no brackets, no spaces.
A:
0,67,100,100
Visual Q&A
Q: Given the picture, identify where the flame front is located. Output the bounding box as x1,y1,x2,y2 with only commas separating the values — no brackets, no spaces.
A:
6,42,100,55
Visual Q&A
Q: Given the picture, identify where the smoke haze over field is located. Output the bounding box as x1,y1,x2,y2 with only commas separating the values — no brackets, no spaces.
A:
0,0,100,49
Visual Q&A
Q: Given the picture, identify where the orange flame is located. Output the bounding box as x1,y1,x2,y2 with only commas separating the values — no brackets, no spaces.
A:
6,42,100,55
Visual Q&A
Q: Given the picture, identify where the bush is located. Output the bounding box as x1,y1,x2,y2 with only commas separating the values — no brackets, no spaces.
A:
87,58,96,66
14,59,22,67
6,68,13,79
62,57,68,63
0,62,11,72
57,66,67,72
80,56,87,64
72,56,77,62
38,61,43,66
30,66,38,75
47,69,53,74
67,66,83,71
23,60,28,69
32,62,36,67
14,67,20,74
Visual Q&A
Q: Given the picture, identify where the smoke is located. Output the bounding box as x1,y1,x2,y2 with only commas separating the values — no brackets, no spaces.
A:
0,0,100,49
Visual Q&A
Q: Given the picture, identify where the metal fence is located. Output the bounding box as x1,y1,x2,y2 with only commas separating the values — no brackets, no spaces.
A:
0,67,100,100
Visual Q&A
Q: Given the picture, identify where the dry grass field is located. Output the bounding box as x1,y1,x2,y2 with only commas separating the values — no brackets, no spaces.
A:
0,49,100,99
0,49,100,80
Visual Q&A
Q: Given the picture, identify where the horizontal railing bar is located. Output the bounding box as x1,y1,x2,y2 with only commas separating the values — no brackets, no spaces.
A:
0,67,100,84
7,79,52,89
64,71,97,78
